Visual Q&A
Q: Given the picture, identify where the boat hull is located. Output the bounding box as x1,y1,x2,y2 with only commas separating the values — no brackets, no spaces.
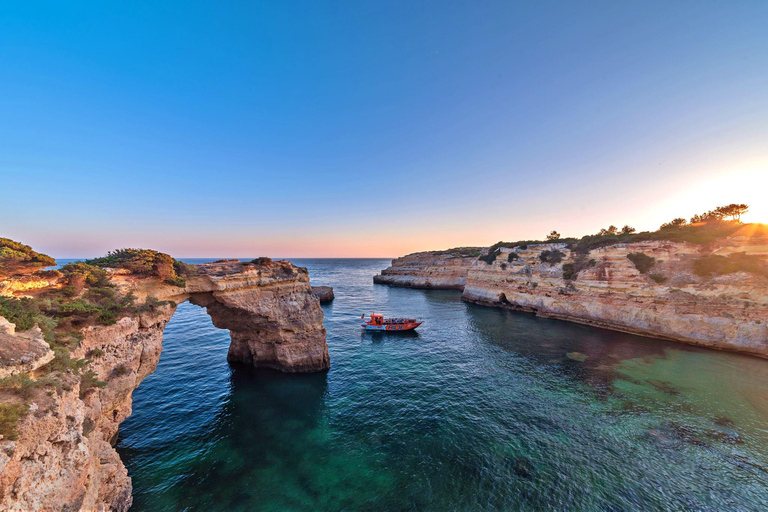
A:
361,321,422,332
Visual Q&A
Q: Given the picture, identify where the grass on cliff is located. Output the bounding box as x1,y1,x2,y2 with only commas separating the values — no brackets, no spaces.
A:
0,402,29,441
482,220,744,262
430,247,483,258
693,252,767,278
87,248,193,287
0,238,55,272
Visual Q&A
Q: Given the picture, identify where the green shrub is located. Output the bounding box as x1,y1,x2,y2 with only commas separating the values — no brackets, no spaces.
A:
60,262,111,287
0,238,55,268
79,370,107,399
0,403,29,441
0,373,56,399
164,276,186,287
44,348,88,375
135,296,172,314
58,299,101,316
251,257,273,266
649,273,667,283
627,253,655,274
173,260,195,276
562,263,575,280
97,309,117,325
478,247,502,265
507,253,519,262
539,249,565,264
113,364,129,377
88,348,104,358
693,253,766,278
60,285,78,297
0,296,38,331
432,247,483,258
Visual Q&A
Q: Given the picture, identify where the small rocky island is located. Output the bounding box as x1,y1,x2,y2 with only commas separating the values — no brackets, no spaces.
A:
376,217,768,358
0,242,328,511
311,286,335,304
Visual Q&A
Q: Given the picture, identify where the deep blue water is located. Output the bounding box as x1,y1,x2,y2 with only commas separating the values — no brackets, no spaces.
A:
114,259,768,510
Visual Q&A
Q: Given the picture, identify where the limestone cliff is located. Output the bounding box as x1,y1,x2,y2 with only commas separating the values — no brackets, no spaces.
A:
374,248,482,290
111,260,329,373
462,236,768,357
0,309,172,512
0,256,328,510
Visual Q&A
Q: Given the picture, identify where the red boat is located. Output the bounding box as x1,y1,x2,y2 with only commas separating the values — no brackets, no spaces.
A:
361,313,422,331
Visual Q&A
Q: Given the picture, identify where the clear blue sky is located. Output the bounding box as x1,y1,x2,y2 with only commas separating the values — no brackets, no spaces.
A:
1,1,766,257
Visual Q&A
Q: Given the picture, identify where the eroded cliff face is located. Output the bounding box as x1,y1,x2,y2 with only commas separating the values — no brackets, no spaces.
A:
113,260,329,373
462,237,768,357
0,258,328,510
374,249,481,290
0,309,172,512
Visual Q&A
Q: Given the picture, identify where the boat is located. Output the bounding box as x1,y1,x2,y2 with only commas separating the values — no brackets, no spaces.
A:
361,313,422,331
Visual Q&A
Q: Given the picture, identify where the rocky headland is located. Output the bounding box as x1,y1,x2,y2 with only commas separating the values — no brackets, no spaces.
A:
374,247,482,290
375,223,768,358
0,244,328,511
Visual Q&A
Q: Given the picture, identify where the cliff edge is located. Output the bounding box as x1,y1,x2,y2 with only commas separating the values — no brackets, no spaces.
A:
0,247,328,511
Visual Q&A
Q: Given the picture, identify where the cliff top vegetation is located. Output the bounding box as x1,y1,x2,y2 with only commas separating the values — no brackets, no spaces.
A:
480,204,755,263
0,238,55,273
0,242,178,439
87,248,193,287
430,247,483,258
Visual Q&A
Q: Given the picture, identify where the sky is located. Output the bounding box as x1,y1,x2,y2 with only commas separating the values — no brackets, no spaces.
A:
1,1,766,258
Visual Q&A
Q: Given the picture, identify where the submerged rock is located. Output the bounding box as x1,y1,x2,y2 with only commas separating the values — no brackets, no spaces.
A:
566,351,588,362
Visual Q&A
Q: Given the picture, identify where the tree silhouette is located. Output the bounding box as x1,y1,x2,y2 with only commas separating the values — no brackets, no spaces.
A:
620,225,636,235
546,230,561,241
660,218,687,229
714,204,749,222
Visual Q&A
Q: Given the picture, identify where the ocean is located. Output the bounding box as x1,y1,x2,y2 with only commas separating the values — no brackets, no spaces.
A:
113,258,768,510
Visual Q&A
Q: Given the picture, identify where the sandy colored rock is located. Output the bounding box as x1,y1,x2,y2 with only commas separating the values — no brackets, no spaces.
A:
0,270,63,297
374,249,482,290
461,237,768,357
0,258,328,510
0,321,54,379
311,286,334,304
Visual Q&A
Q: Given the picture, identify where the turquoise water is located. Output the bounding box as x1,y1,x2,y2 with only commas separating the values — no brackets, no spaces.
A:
116,259,768,510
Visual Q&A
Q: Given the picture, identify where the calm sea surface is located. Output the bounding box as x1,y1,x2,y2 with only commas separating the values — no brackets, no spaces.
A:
112,258,768,511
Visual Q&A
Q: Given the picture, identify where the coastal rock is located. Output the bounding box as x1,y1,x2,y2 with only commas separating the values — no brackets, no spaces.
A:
111,260,329,373
461,237,768,357
311,286,334,304
0,258,328,510
0,320,55,379
374,248,482,290
0,270,63,297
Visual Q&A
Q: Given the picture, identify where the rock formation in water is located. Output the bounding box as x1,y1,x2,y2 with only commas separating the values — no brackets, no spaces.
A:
311,286,334,304
0,247,328,511
374,248,482,290
376,230,768,357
